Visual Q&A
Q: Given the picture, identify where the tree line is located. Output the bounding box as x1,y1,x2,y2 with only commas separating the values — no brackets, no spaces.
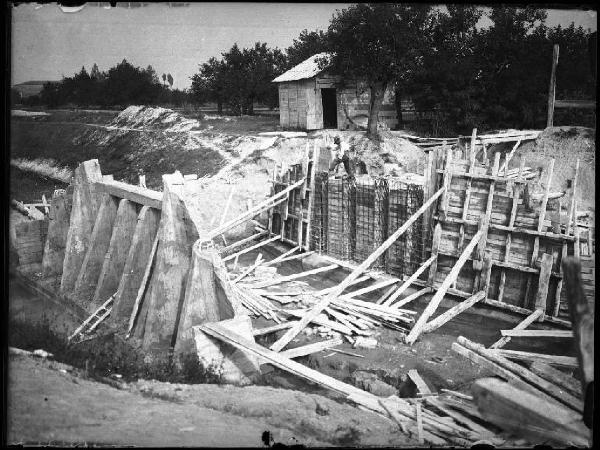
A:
14,5,595,135
16,59,191,108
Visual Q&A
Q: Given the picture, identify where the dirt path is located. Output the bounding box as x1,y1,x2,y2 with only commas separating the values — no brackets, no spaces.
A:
7,355,296,447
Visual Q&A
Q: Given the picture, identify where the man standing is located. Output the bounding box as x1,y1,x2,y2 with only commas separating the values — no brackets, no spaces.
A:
329,136,354,180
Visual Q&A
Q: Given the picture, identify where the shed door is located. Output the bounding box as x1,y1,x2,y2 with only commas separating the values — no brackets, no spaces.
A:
321,88,338,129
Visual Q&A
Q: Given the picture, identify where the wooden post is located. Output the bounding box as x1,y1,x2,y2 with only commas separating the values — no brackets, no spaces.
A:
547,44,560,128
438,146,453,221
474,152,500,292
427,224,442,287
553,158,579,316
498,157,525,303
525,159,555,307
405,227,484,345
270,186,447,352
305,142,320,251
534,253,553,321
457,133,477,254
563,257,594,427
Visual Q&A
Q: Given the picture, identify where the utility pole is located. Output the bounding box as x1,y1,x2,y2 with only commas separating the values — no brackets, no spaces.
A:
546,44,560,128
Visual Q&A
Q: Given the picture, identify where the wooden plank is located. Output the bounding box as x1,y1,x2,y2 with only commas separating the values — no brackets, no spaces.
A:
498,157,524,302
487,349,578,368
208,179,304,241
489,308,544,349
232,252,265,283
415,403,424,444
553,158,580,316
304,143,320,251
563,257,594,426
197,322,385,413
280,337,343,359
524,159,555,304
222,235,281,262
262,250,314,267
340,278,398,301
529,362,582,399
270,186,447,352
125,234,159,337
219,231,268,255
252,322,295,336
392,287,432,310
457,336,582,412
438,147,453,219
534,253,553,317
405,227,484,345
383,255,436,306
427,224,442,286
249,264,338,289
408,369,433,395
500,329,573,338
93,180,163,209
471,378,589,447
421,291,486,334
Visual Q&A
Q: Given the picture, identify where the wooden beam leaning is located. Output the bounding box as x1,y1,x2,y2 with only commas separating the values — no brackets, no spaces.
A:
391,287,432,310
270,186,447,353
553,158,579,316
487,349,578,368
248,263,338,289
125,233,159,337
280,337,343,359
219,231,268,255
94,180,163,210
222,235,281,262
207,178,305,241
383,254,436,307
489,308,544,349
405,227,484,345
421,290,486,334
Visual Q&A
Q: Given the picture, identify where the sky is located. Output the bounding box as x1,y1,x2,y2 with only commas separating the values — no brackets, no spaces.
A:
11,2,597,90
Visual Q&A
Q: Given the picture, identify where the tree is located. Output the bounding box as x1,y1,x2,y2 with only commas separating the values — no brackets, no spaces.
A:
326,3,434,135
285,29,329,68
167,73,173,88
190,57,227,113
162,73,167,86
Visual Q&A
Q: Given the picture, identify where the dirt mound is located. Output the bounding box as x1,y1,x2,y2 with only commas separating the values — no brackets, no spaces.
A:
514,126,595,211
110,105,201,132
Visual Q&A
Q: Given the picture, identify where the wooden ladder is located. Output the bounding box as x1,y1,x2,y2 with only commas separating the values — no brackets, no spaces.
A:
68,294,115,344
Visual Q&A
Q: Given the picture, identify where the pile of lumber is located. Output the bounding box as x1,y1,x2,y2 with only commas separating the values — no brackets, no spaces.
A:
452,335,589,446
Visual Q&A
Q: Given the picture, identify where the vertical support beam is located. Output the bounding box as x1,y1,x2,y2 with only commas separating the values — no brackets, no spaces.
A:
427,223,442,287
138,172,200,355
525,159,555,306
553,157,581,318
498,157,525,303
547,44,560,128
422,149,435,263
91,199,139,310
60,160,102,294
474,152,500,292
305,142,320,251
42,190,72,278
438,146,453,221
109,206,160,332
534,253,553,321
72,193,118,307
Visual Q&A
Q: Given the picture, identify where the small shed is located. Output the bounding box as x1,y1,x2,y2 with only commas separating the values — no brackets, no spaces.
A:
273,53,398,131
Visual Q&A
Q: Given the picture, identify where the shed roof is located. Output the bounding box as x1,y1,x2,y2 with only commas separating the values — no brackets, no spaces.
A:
272,52,332,83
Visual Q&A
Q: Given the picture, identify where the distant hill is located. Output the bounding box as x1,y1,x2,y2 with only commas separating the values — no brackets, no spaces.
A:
12,81,57,98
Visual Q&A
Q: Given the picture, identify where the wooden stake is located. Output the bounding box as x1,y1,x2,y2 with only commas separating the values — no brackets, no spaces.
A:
547,44,560,128
270,186,447,352
405,227,484,345
126,234,159,337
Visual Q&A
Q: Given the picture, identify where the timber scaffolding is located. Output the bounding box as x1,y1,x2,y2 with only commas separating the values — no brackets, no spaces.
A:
12,128,593,445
